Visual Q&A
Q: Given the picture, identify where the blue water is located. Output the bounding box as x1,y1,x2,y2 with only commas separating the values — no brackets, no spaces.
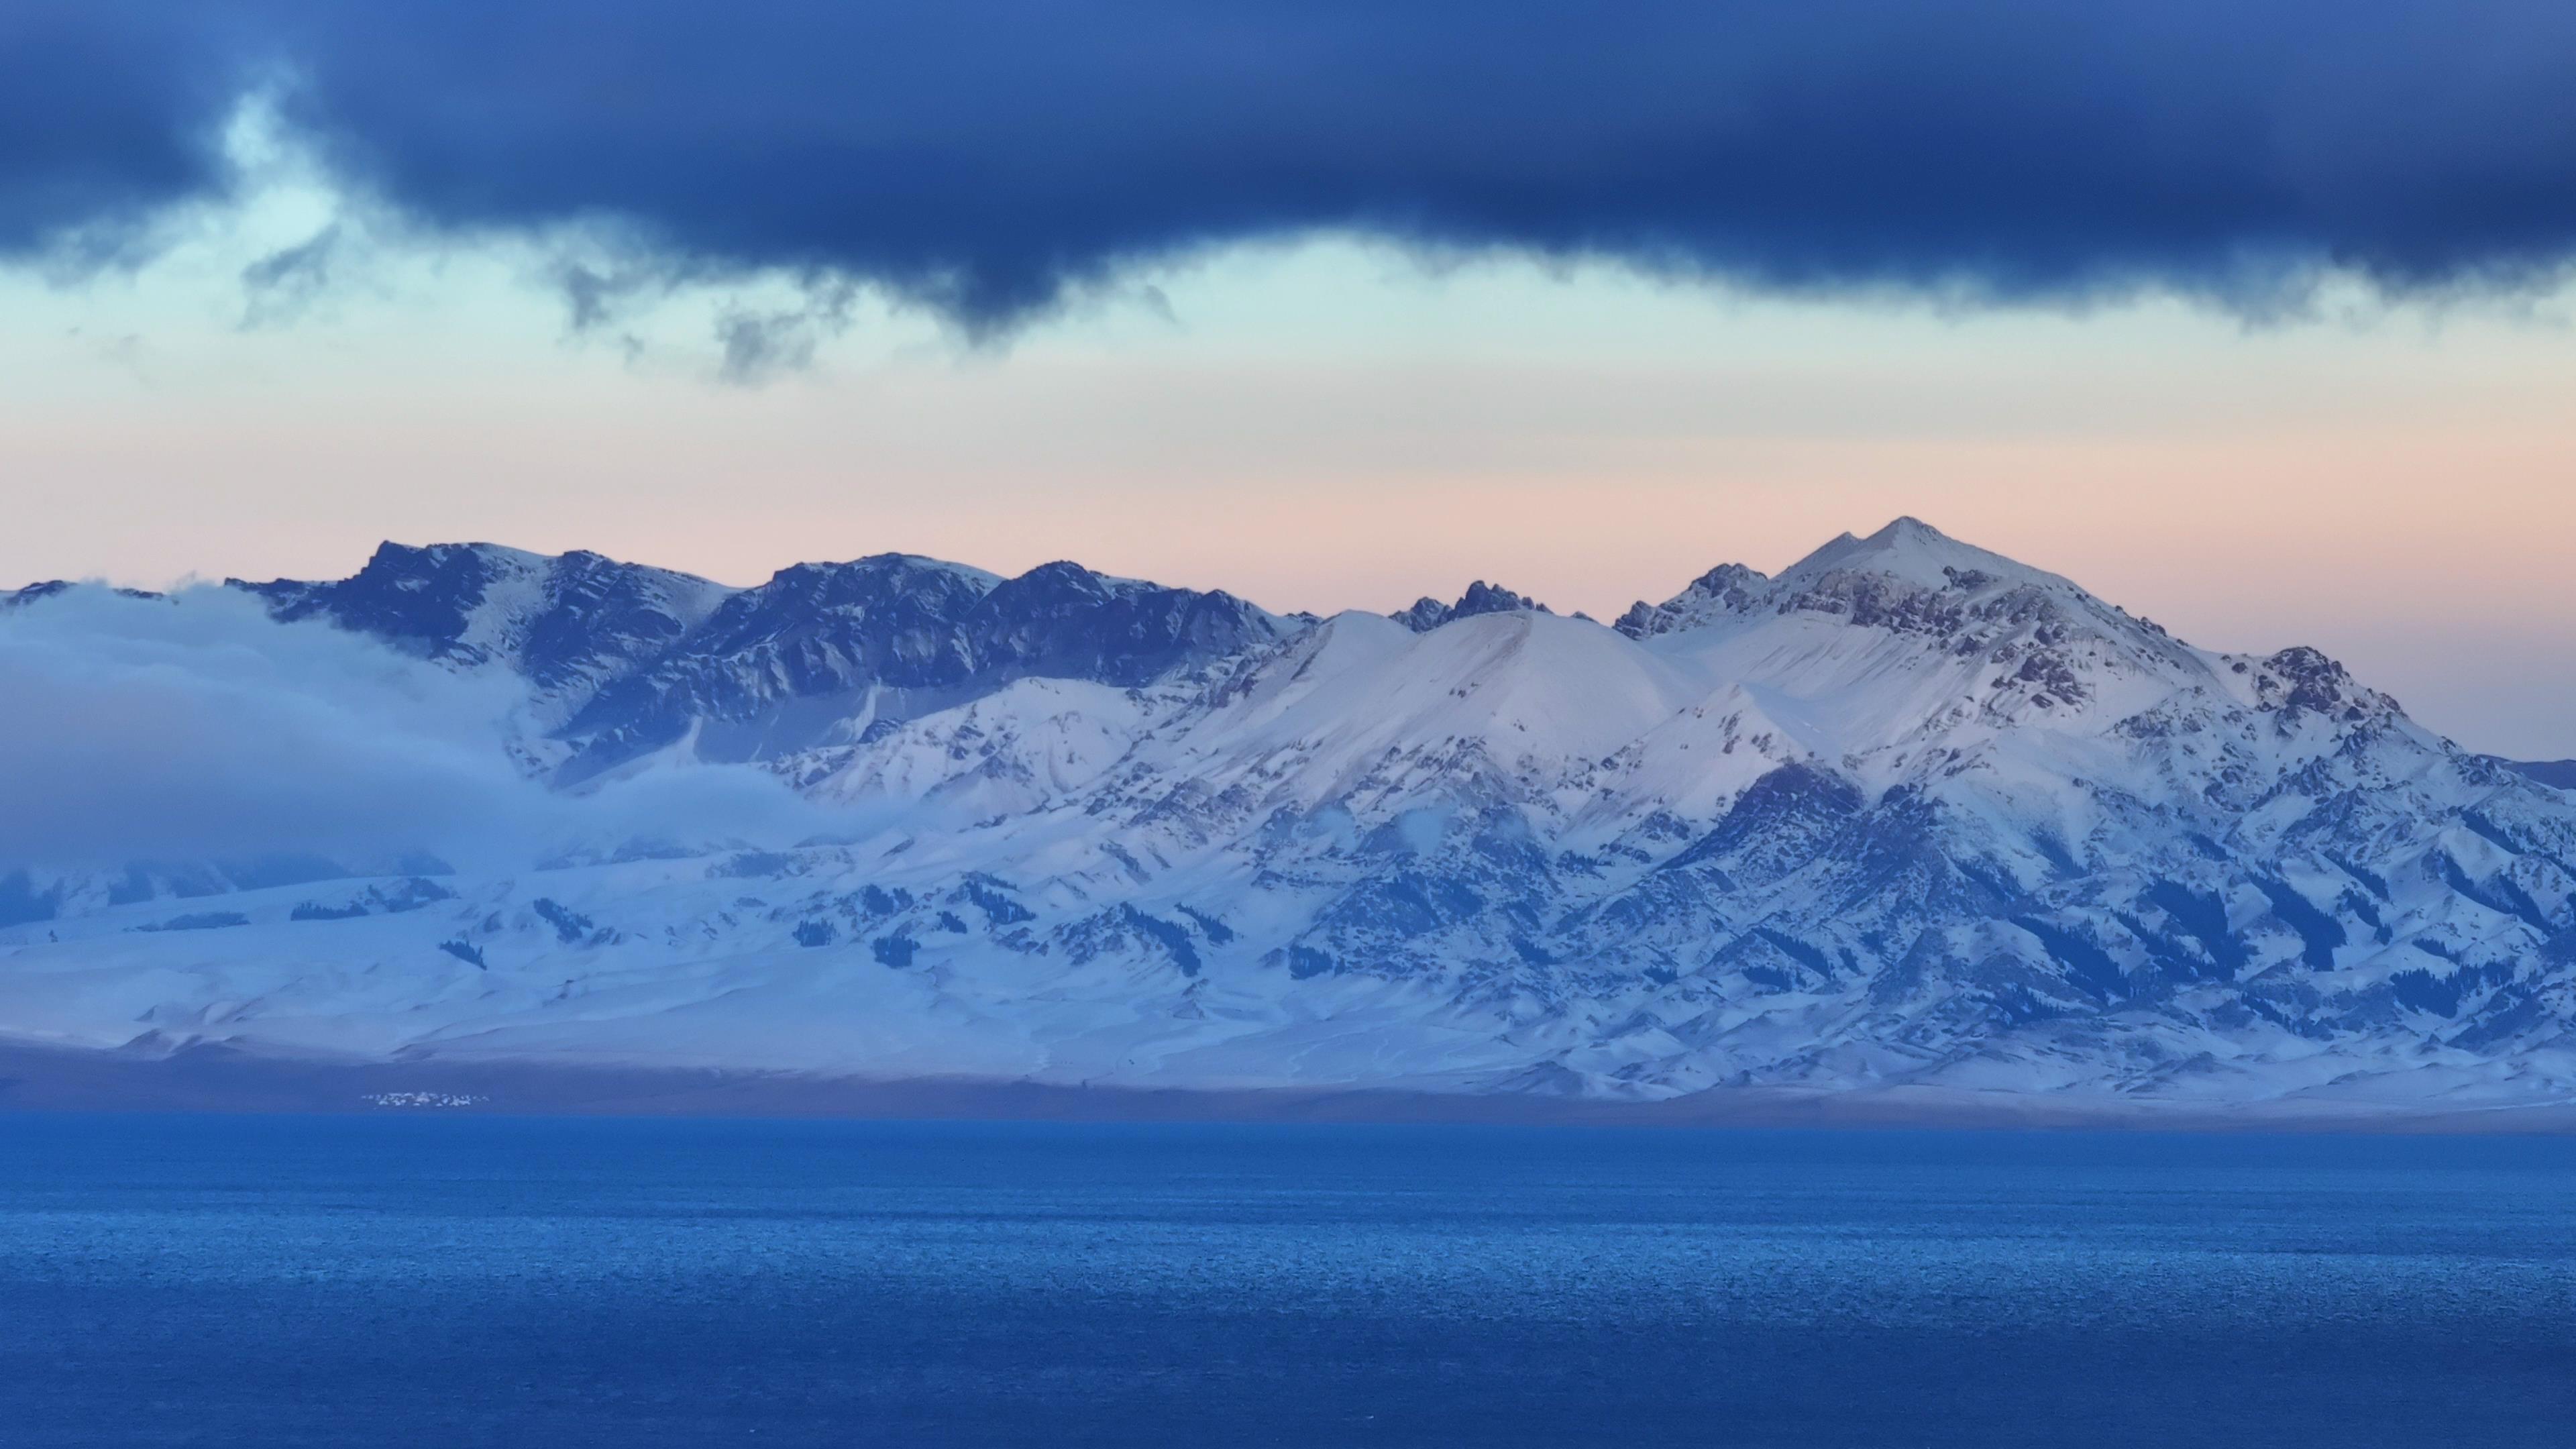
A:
3,1118,2573,1446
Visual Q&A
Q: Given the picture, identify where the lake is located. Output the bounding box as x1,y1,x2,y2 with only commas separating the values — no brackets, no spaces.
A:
3,1115,2572,1446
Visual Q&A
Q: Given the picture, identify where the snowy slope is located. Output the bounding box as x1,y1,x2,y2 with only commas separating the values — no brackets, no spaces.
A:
5,520,2575,1114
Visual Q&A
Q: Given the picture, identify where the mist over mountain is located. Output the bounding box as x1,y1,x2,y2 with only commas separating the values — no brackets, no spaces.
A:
2506,759,2576,792
5,519,2573,1116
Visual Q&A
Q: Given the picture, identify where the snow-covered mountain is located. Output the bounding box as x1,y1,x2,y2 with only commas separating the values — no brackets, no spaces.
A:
5,519,2574,1117
239,542,735,730
551,554,1294,782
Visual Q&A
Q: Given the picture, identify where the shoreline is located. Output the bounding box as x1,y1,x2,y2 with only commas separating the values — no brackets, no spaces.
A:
2,1039,2571,1134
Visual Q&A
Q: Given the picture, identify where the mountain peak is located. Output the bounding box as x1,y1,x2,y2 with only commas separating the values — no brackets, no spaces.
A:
1614,562,1769,639
1778,517,2061,596
5,580,73,609
1614,518,2055,643
1391,581,1552,633
362,539,551,574
237,543,735,707
763,553,1003,593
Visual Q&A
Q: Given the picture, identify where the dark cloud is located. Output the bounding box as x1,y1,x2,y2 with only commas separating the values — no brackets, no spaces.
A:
551,259,663,334
238,223,340,325
0,2,248,266
7,1,2576,325
714,278,859,384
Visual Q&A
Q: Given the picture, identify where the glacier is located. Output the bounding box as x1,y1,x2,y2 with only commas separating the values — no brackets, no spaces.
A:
4,518,2575,1119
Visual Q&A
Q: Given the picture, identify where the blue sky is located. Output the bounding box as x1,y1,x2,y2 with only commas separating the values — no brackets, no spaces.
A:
3,2,2574,756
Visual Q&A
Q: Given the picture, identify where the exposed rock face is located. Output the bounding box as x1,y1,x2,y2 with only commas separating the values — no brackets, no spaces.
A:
1392,580,1552,633
237,542,733,727
233,545,1293,777
553,555,1294,777
1613,564,1766,639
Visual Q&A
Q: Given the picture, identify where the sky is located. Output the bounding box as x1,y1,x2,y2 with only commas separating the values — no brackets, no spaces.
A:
3,1,2573,759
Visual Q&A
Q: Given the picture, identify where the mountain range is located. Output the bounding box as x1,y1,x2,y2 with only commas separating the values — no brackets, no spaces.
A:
5,519,2575,1119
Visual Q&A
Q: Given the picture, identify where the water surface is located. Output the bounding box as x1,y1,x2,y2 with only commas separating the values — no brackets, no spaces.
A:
4,1116,2572,1446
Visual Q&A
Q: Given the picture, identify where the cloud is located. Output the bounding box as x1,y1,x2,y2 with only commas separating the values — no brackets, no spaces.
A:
550,257,665,334
237,221,339,325
714,276,859,384
0,586,834,875
0,2,244,267
7,2,2576,327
